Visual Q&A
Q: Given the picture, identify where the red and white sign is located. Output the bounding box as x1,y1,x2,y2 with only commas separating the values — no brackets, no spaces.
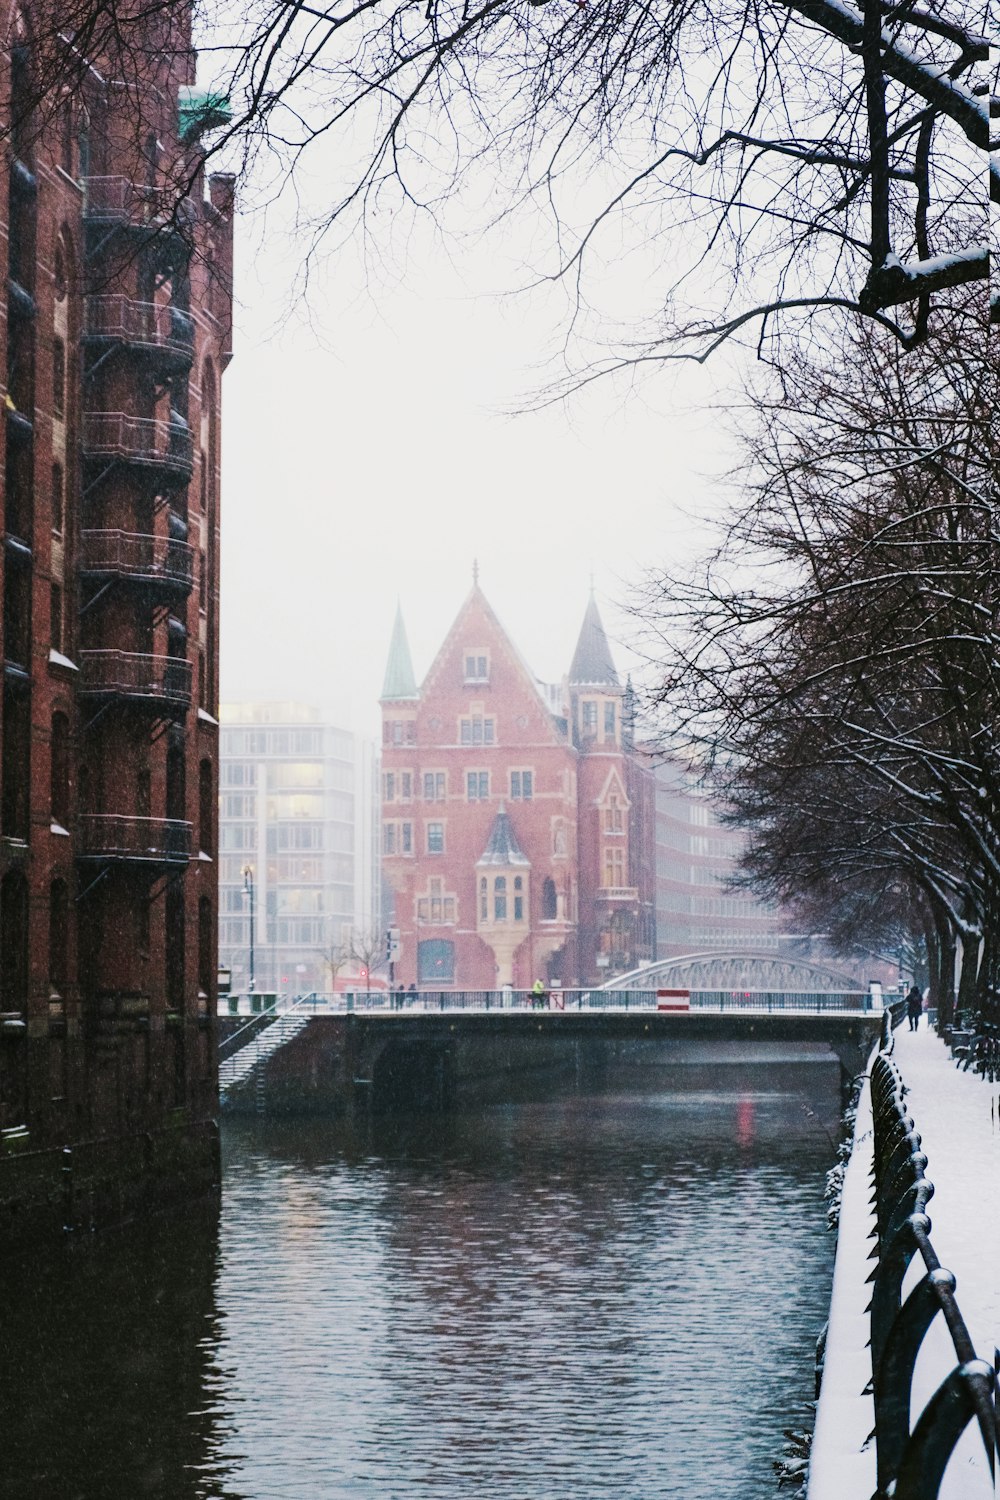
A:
656,988,691,1012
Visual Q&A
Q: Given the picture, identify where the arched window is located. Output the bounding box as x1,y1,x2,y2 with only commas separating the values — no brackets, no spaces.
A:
50,711,69,826
199,758,213,854
198,896,213,993
542,878,557,921
49,878,69,993
418,938,454,984
0,870,29,1008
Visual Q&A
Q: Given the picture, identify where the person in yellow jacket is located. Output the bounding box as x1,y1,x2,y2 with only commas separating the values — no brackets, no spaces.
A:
531,978,547,1010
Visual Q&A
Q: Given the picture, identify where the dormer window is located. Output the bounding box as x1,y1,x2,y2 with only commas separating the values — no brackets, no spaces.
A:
464,650,489,683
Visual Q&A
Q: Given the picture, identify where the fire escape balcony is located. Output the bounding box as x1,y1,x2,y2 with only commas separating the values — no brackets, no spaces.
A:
84,296,195,371
82,412,194,481
77,814,191,865
78,650,192,714
80,529,194,598
82,177,197,235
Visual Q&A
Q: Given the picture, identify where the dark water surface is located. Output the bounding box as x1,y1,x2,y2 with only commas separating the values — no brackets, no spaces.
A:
1,1069,838,1499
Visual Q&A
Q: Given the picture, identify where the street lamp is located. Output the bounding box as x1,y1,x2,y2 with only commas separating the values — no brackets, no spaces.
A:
242,865,255,993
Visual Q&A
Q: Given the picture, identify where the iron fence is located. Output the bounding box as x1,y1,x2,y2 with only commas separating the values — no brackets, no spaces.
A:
866,1010,998,1497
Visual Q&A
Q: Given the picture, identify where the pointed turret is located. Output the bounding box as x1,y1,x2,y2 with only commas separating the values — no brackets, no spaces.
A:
568,593,619,687
380,604,419,702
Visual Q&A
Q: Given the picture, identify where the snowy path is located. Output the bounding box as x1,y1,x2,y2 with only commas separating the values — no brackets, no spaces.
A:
808,1023,997,1500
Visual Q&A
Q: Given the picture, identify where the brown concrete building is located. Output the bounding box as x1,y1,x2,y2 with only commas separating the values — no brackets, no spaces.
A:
0,7,232,1242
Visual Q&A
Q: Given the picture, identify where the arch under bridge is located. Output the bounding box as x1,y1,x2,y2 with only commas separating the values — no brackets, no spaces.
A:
604,951,868,994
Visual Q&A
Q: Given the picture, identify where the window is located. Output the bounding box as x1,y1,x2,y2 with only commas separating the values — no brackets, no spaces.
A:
384,720,416,746
50,713,69,827
493,875,507,921
604,702,616,739
384,772,395,802
510,770,533,800
400,772,412,802
513,875,524,922
199,759,213,855
383,820,412,854
605,795,624,833
582,700,598,735
401,821,412,854
51,462,63,533
199,549,207,609
466,771,489,801
603,847,625,887
542,877,557,920
460,715,494,745
427,821,444,854
50,582,63,653
464,652,489,682
423,771,446,801
52,339,65,420
479,877,488,921
383,822,396,855
418,938,454,983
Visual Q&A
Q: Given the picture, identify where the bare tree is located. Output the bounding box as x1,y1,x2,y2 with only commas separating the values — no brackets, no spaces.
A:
348,927,388,994
636,298,997,1018
6,0,992,381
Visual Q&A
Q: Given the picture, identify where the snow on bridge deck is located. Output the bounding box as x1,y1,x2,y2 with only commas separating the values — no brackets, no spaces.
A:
808,1025,998,1500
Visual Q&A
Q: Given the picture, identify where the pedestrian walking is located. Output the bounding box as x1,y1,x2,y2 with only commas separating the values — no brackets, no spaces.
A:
905,984,923,1032
531,978,547,1010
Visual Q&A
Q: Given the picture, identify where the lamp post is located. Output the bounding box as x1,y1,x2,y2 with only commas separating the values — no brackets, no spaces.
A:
242,865,255,993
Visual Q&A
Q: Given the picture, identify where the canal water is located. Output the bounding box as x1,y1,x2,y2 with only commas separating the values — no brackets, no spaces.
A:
1,1067,838,1499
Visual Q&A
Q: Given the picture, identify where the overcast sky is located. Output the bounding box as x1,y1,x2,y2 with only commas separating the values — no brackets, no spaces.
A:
218,181,740,738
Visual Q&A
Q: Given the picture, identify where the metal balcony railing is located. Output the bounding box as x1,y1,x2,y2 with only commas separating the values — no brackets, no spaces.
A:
80,530,194,592
82,412,193,475
77,814,191,864
82,177,196,231
78,649,192,710
85,296,195,355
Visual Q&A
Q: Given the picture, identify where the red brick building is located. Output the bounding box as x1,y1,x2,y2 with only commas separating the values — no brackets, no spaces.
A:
380,583,655,989
0,6,232,1241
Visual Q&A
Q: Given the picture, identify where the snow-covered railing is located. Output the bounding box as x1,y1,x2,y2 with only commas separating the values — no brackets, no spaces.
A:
866,1044,998,1496
219,988,879,1015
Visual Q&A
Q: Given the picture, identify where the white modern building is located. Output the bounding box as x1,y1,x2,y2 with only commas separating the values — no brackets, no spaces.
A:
218,703,379,994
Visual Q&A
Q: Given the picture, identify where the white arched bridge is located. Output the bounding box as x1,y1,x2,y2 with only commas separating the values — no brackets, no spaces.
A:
604,950,869,995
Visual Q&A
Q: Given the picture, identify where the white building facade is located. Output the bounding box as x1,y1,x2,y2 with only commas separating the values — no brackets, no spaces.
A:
218,703,379,994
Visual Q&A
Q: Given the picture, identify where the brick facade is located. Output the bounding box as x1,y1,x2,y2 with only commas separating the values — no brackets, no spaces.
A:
0,7,231,1241
380,585,655,989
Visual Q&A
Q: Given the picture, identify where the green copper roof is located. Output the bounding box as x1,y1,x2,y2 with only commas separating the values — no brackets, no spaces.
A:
568,594,619,687
380,604,419,701
178,88,232,142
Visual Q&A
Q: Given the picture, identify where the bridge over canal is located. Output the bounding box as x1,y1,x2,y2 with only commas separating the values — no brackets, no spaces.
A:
219,994,884,1117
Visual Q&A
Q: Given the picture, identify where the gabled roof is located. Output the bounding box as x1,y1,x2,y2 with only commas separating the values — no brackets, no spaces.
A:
476,804,531,867
380,604,419,702
568,594,619,687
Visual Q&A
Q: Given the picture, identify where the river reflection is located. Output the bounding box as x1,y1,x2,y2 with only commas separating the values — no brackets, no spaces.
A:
1,1067,838,1499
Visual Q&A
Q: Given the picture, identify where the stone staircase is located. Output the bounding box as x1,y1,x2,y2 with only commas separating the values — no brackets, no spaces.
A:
219,1010,312,1107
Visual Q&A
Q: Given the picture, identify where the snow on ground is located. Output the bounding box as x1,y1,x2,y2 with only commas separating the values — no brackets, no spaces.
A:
808,1022,997,1499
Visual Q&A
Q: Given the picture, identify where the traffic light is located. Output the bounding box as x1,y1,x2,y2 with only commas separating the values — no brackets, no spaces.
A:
385,927,400,962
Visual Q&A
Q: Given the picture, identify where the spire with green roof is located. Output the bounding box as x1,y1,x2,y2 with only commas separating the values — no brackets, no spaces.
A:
380,604,419,702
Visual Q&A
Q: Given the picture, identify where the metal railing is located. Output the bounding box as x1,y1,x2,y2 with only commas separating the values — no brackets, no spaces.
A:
82,177,196,230
77,815,191,863
220,987,877,1016
85,296,195,353
866,1010,998,1497
80,529,194,590
82,411,193,474
78,649,192,709
218,991,318,1065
